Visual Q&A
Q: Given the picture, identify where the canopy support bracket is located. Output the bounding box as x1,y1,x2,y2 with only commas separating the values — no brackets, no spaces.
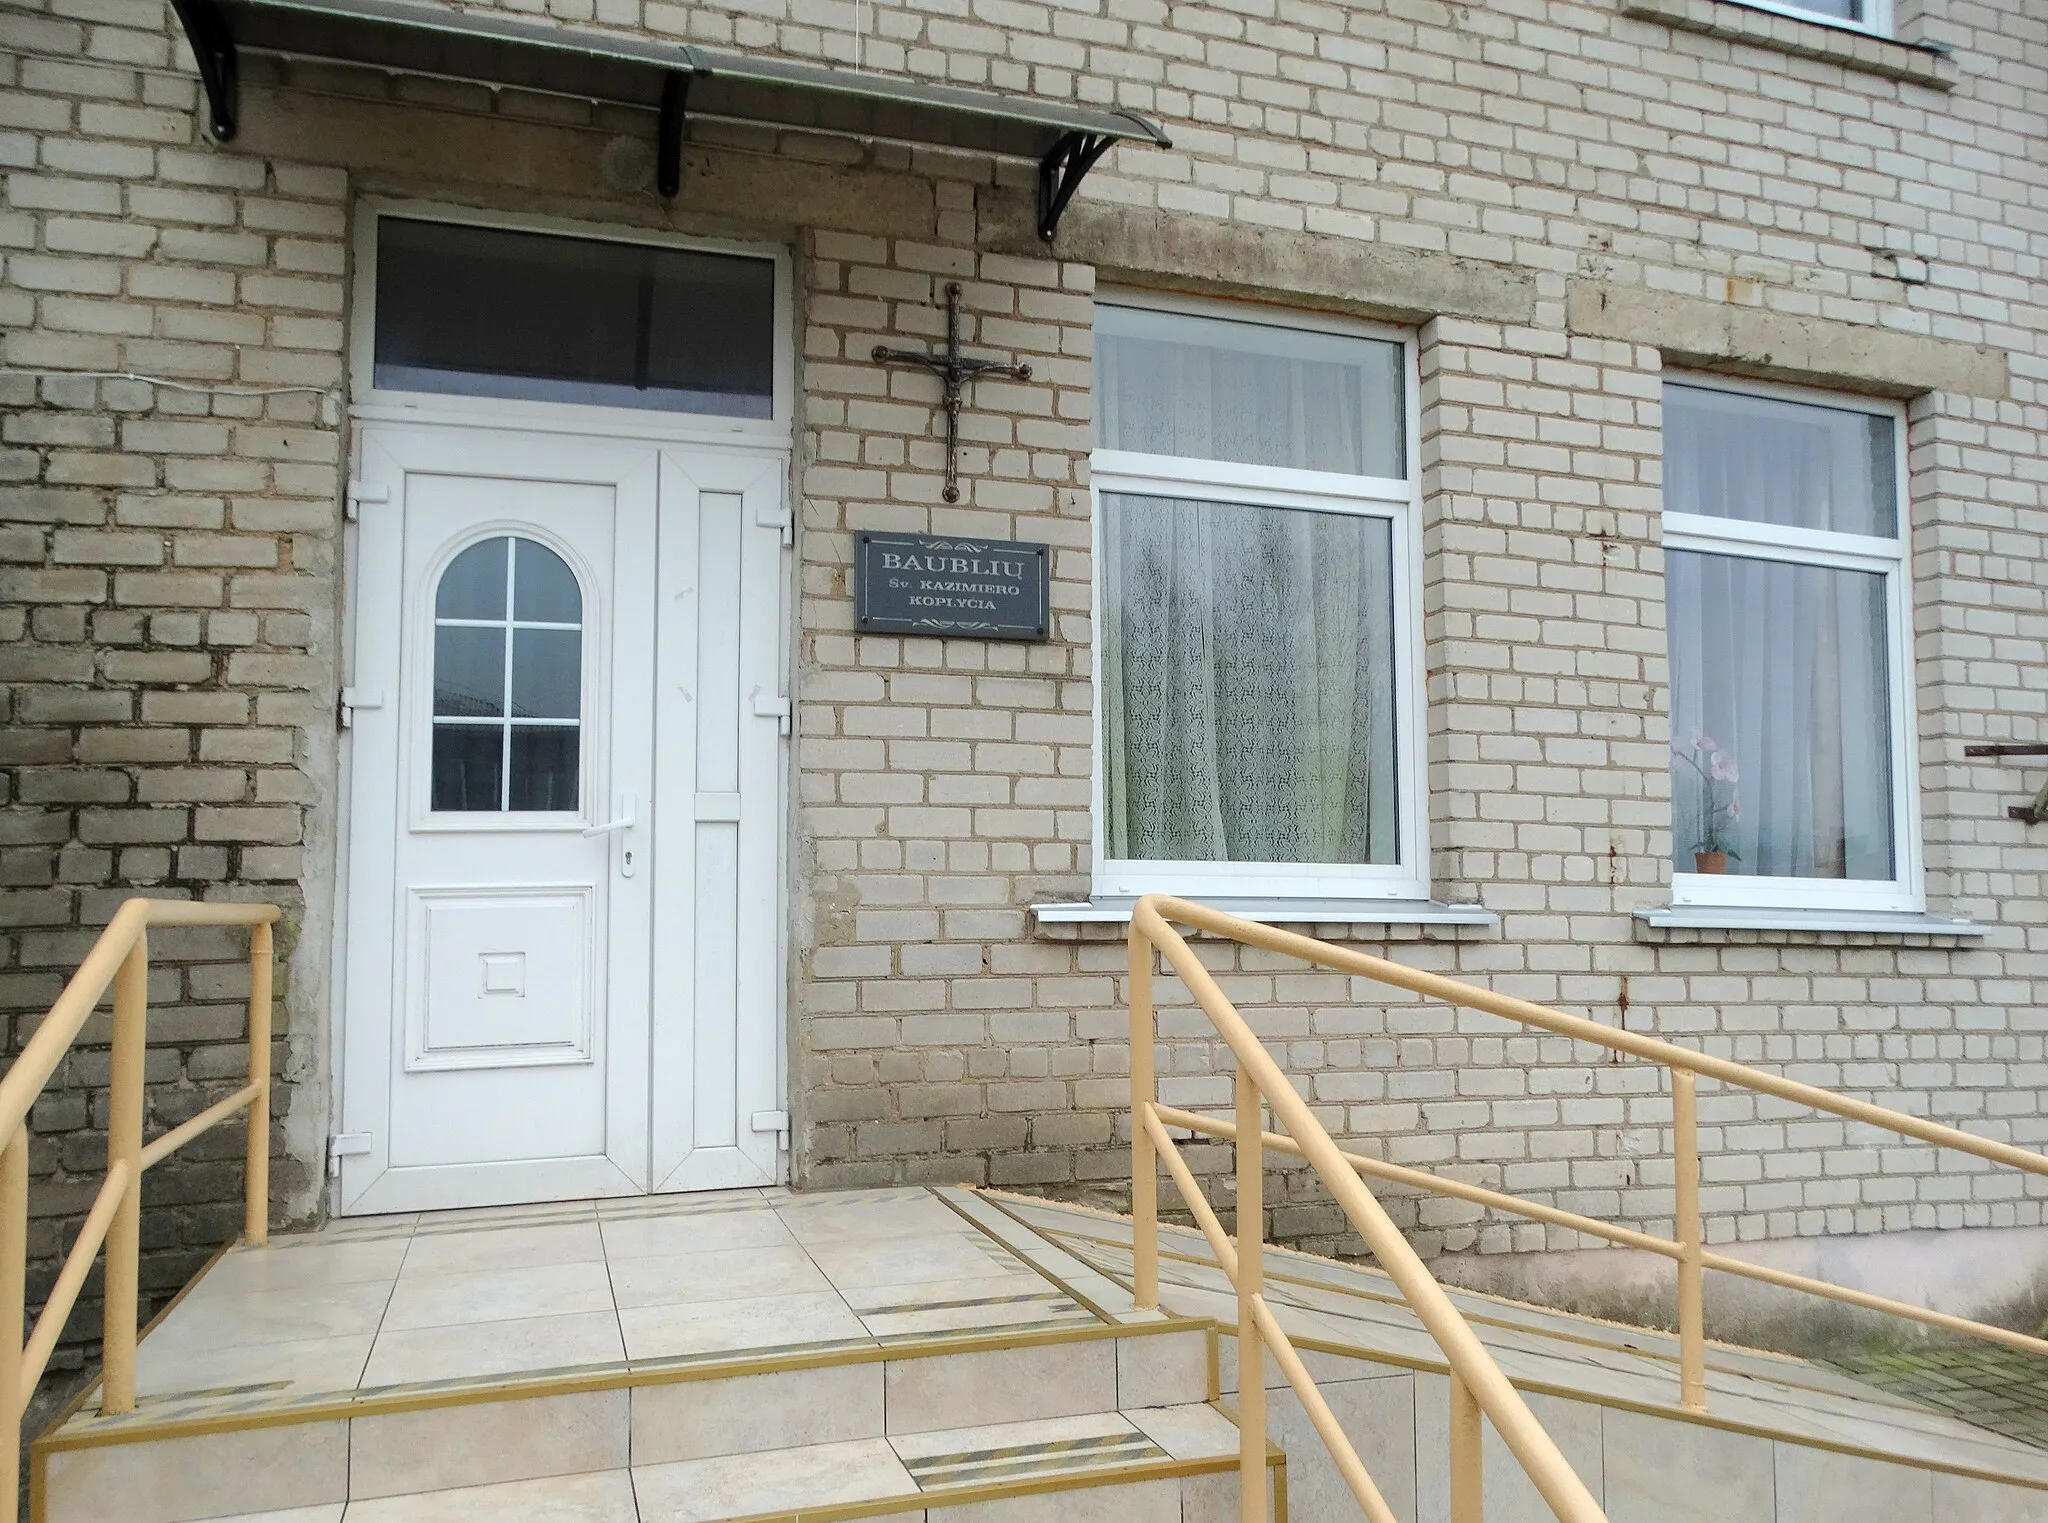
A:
169,0,240,142
1036,131,1112,241
657,70,688,198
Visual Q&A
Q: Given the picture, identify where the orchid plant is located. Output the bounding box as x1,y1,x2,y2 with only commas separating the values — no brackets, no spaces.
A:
1673,732,1741,859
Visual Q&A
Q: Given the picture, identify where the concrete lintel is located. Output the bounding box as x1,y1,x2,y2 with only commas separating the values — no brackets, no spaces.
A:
1567,281,2010,400
990,199,1539,328
236,85,938,240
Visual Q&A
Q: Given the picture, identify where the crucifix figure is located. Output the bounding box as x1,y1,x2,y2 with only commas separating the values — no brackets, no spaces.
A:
872,281,1033,503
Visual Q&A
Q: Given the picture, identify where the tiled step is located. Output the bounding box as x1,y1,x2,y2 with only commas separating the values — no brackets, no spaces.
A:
174,1405,1268,1522
37,1187,1221,1523
37,1321,1217,1523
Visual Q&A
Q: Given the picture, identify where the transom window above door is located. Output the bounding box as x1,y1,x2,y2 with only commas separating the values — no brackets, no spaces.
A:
1662,379,1920,912
370,215,777,418
1090,299,1426,902
432,535,584,813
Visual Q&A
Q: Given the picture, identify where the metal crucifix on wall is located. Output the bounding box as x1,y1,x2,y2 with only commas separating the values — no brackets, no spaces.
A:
872,282,1032,504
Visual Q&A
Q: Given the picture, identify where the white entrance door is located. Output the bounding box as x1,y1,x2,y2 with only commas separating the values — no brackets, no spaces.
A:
337,423,786,1213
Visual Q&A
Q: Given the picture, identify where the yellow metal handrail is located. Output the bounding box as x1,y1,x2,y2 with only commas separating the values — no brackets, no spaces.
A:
0,897,279,1523
1130,895,2048,1522
1130,896,1605,1523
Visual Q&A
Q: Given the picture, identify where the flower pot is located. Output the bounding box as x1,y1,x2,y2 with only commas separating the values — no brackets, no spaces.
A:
1693,851,1727,875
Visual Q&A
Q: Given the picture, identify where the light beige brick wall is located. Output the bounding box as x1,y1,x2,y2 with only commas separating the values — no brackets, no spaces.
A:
795,218,1108,1186
0,0,2044,1372
766,0,2048,1270
1,0,350,1381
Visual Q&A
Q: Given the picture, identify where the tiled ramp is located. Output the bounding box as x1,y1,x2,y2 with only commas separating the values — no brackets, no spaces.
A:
990,1192,2048,1522
35,1185,2048,1521
32,1187,1260,1523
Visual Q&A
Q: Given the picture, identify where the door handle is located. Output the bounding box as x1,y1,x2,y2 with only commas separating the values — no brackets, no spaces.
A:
583,792,637,837
584,792,637,878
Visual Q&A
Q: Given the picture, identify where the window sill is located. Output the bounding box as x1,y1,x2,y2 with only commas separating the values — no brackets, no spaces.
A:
1031,896,1499,928
1621,0,1958,90
1633,904,1984,939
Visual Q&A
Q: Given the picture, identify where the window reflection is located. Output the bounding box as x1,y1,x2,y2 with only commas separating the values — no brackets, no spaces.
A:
375,218,776,418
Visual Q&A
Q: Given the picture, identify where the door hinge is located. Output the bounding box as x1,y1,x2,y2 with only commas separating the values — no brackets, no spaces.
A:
755,497,794,546
344,480,389,522
751,691,793,736
337,686,385,729
750,1110,789,1139
328,1132,371,1176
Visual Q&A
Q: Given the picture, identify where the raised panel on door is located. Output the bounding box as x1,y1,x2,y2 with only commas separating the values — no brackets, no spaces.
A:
338,426,657,1213
651,451,788,1191
408,887,595,1071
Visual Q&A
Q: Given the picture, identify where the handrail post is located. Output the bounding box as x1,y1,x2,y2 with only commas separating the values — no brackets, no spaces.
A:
244,922,273,1248
1673,1068,1706,1411
1129,924,1158,1310
101,935,147,1417
1449,1368,1483,1523
1,1128,26,1523
1235,1064,1265,1523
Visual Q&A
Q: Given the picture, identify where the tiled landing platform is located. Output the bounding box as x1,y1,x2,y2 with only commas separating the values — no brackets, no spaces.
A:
98,1186,1134,1422
33,1187,1249,1523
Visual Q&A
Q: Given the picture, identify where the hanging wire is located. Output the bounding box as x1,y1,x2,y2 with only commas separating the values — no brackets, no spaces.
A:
0,369,332,399
0,370,344,424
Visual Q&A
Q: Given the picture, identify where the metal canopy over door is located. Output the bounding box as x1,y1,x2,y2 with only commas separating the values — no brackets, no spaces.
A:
336,210,789,1213
162,0,1168,235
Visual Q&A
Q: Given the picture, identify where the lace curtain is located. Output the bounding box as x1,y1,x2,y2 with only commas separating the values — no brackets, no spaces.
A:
1096,305,1403,479
1101,495,1398,863
1665,388,1896,879
1095,308,1406,867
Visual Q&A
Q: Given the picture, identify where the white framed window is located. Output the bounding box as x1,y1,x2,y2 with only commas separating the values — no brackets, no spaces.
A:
1663,377,1921,914
429,534,585,814
1088,296,1428,902
1721,0,1891,38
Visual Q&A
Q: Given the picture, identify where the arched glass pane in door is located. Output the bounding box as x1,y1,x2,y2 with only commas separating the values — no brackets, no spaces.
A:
430,535,583,812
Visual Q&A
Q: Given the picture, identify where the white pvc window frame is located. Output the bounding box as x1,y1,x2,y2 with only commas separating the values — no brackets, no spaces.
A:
1720,0,1892,38
406,517,608,836
1663,374,1922,915
429,533,585,816
1088,292,1430,903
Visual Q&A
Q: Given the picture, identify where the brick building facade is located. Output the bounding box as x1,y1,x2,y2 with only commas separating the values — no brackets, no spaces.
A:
2,0,2045,1371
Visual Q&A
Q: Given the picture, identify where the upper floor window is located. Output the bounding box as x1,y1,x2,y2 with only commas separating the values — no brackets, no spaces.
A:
1727,0,1891,37
1663,380,1919,912
1090,299,1425,902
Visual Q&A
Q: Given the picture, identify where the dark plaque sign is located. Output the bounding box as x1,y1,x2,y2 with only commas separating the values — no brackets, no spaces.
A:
854,532,1050,641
